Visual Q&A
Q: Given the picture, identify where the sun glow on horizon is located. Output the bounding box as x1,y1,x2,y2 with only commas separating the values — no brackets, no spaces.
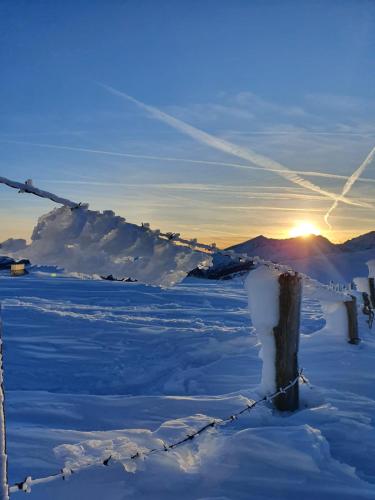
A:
289,221,321,238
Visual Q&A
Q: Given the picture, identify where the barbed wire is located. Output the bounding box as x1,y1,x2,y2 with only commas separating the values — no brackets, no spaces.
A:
0,176,85,210
9,370,308,495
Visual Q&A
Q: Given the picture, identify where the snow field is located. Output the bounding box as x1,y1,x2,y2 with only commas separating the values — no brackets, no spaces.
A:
0,271,375,499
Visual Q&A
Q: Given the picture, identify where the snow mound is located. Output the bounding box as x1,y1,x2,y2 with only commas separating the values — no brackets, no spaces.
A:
13,206,211,287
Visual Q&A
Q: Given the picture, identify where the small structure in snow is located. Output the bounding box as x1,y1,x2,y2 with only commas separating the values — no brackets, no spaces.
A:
10,263,26,276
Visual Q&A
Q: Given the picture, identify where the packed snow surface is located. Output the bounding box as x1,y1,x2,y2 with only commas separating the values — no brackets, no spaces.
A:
10,206,210,287
1,270,375,499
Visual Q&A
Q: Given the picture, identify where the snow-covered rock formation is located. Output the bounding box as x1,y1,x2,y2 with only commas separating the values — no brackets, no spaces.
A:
7,206,210,287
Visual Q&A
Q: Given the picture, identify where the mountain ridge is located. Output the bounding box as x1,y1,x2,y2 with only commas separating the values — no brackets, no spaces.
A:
226,230,375,260
225,230,374,283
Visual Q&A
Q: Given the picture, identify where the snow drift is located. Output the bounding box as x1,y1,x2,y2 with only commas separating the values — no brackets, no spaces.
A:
11,206,211,287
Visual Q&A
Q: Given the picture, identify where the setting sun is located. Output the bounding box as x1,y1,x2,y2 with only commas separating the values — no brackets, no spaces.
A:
289,221,321,238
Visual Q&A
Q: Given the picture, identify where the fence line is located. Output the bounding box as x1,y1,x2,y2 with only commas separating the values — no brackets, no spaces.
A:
153,225,352,302
0,175,352,303
137,224,355,304
9,371,307,495
0,176,85,210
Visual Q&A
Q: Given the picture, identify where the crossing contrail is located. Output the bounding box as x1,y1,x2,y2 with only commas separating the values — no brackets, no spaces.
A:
324,145,375,228
99,83,373,210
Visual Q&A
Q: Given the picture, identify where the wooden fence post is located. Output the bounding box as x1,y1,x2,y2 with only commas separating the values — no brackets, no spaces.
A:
273,272,302,412
344,296,360,345
0,305,9,500
369,278,375,309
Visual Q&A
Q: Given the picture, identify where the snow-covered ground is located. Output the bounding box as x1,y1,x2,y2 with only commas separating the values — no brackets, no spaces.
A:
1,270,375,499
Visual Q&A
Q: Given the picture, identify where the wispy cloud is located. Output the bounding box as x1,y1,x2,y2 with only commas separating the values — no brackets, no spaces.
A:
305,93,375,113
99,83,372,212
220,205,326,212
230,91,307,117
164,90,308,125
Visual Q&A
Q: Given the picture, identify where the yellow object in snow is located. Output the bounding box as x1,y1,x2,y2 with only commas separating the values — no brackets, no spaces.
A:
10,263,25,276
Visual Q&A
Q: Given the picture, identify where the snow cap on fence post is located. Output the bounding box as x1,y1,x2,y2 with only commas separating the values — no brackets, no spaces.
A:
318,295,360,342
244,265,280,395
245,267,302,411
354,262,375,314
367,260,375,278
319,301,348,336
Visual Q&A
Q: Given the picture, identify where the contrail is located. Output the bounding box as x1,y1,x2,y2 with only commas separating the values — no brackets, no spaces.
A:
3,138,375,186
99,83,373,210
324,145,375,228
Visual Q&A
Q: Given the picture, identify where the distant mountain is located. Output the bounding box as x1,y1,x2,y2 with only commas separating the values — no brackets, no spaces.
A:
0,238,27,253
227,231,375,260
226,231,375,283
339,231,375,252
226,234,340,262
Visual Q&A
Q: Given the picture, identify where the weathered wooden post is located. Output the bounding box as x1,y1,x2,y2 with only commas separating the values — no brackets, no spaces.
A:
367,260,375,308
353,260,375,328
0,305,9,500
245,267,302,412
344,296,360,344
369,278,375,309
273,272,302,412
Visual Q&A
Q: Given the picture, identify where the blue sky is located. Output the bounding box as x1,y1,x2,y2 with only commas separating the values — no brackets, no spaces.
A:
1,0,374,245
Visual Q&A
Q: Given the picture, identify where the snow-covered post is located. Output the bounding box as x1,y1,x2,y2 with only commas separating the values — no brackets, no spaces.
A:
245,266,301,411
0,305,9,500
354,260,375,327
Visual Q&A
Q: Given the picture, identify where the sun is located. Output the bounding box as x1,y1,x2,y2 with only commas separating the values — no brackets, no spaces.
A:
289,221,321,238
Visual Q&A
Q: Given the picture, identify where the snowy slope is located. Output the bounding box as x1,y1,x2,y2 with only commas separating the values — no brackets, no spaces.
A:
286,248,375,283
1,270,375,499
228,233,374,283
228,234,339,260
342,231,375,252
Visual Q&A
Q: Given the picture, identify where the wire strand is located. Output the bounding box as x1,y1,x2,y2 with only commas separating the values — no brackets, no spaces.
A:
9,371,308,494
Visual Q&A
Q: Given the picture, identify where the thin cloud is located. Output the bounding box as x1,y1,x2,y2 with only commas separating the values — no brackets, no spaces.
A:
35,180,332,200
220,205,326,212
99,83,373,211
3,139,375,185
324,145,375,228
